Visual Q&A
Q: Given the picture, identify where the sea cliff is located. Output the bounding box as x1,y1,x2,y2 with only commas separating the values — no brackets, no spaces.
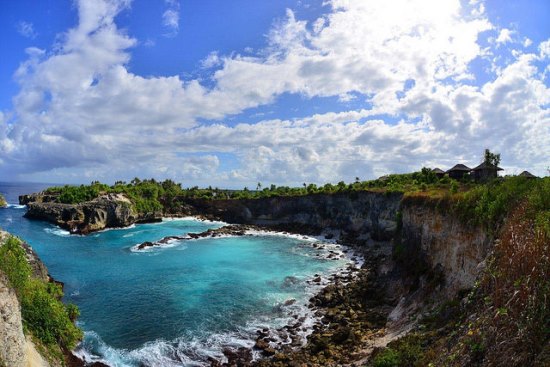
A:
16,178,549,366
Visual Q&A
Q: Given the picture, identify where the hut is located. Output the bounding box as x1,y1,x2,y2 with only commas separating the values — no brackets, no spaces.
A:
432,168,445,178
472,162,503,182
446,164,471,180
518,171,537,179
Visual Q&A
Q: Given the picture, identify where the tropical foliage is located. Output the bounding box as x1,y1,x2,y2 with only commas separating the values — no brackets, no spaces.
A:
0,236,82,358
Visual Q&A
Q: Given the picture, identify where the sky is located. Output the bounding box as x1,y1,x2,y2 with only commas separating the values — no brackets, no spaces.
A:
0,0,548,187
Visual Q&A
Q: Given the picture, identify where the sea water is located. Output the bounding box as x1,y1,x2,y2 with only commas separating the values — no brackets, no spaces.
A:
0,183,353,366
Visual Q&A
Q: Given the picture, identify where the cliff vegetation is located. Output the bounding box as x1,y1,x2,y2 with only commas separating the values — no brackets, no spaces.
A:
370,177,550,367
0,235,82,365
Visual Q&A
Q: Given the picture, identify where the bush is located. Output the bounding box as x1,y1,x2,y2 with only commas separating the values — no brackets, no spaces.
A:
372,348,401,367
0,236,82,353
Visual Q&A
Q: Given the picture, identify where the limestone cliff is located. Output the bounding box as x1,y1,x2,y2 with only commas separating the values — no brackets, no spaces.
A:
399,198,490,297
23,193,142,235
0,232,51,367
176,191,403,241
0,194,6,208
0,270,26,367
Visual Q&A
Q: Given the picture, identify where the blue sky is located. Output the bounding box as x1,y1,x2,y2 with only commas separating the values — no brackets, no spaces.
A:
0,0,548,186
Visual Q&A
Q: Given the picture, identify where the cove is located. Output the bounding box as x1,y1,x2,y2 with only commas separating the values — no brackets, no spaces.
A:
0,202,354,366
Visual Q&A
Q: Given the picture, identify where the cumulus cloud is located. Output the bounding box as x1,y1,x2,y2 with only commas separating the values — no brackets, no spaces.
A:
495,28,513,44
1,0,548,185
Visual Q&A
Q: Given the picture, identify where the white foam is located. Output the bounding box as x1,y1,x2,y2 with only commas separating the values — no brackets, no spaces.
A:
94,224,136,234
5,203,26,209
129,238,188,252
43,227,71,237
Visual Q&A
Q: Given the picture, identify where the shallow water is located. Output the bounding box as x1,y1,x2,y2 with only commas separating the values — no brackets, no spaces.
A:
0,183,351,366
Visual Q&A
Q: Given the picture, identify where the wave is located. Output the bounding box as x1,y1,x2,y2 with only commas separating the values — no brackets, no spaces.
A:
161,216,227,226
5,203,26,209
43,227,71,237
129,239,188,252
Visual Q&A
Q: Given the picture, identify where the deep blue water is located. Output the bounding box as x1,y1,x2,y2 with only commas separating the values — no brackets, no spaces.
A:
0,183,352,366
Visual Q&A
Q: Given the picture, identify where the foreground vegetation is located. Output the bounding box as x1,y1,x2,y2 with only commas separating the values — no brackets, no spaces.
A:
0,235,82,363
370,177,550,367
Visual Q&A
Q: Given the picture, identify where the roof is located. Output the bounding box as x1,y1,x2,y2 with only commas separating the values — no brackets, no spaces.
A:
447,164,471,172
519,171,537,178
432,168,445,174
472,162,503,171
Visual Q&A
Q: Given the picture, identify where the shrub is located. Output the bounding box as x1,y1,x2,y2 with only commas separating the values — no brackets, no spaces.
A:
0,236,83,353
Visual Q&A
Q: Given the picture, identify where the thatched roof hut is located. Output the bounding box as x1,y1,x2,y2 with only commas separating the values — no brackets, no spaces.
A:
446,164,471,179
519,171,537,179
472,162,503,182
432,168,445,178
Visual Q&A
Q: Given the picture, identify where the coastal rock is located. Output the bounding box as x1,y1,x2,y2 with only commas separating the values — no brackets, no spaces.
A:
23,193,144,235
135,225,262,250
175,191,403,241
400,199,490,297
0,271,26,367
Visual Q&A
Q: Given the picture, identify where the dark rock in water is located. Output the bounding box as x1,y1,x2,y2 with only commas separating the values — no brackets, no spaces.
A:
282,276,300,288
284,298,296,306
222,347,252,366
262,347,276,356
324,233,334,239
137,241,155,250
254,338,270,350
134,224,266,250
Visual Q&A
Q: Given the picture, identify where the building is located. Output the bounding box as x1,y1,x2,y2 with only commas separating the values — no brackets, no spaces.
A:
471,162,503,182
446,164,471,180
432,168,445,178
519,171,537,179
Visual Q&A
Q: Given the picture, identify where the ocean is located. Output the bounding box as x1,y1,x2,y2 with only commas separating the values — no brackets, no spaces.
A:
0,182,354,366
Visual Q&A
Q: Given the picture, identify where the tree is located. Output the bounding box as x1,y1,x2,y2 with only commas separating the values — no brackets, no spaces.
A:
256,182,262,191
484,149,501,167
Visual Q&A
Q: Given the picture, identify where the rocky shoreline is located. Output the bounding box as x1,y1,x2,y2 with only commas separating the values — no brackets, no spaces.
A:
129,222,390,367
209,243,397,367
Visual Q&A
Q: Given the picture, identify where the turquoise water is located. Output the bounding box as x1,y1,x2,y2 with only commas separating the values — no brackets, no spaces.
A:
0,184,352,366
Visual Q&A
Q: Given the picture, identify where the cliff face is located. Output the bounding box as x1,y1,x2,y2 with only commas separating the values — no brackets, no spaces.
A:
0,270,26,367
399,199,490,296
178,191,403,241
23,194,140,234
0,231,51,367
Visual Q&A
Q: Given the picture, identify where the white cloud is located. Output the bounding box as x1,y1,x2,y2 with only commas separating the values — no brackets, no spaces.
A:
162,0,180,37
1,0,549,184
16,21,37,39
201,52,221,69
496,28,513,44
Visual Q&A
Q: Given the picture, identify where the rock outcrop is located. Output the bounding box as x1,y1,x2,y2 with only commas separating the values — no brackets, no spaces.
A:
177,191,403,241
23,194,152,235
0,194,6,207
398,198,490,297
0,270,27,367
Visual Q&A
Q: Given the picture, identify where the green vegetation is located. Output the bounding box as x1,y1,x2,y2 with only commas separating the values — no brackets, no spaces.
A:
371,333,430,367
45,181,109,204
371,177,550,367
41,168,466,211
0,236,82,360
454,176,545,233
